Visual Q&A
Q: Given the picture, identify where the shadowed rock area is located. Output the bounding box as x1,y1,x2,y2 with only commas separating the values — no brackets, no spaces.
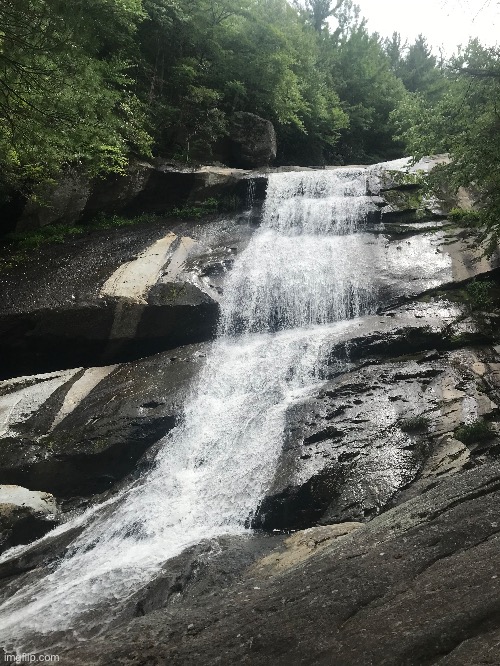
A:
60,462,500,666
0,343,207,502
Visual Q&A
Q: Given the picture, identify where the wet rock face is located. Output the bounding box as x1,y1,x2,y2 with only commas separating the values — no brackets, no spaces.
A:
0,217,254,378
0,344,206,497
254,306,500,530
0,486,58,553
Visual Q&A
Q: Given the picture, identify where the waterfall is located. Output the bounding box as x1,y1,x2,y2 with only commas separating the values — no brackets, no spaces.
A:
0,168,378,651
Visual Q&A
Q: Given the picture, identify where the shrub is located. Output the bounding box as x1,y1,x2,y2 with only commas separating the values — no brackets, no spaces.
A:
448,208,482,227
400,415,430,433
171,197,219,218
465,279,495,310
454,419,495,445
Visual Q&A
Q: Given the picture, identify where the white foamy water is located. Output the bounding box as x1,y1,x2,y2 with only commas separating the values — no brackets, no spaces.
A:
0,168,377,650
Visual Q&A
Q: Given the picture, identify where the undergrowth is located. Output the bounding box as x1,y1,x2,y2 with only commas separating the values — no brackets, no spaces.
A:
0,213,160,272
400,415,430,433
171,197,219,218
454,419,495,445
448,207,483,228
465,278,496,311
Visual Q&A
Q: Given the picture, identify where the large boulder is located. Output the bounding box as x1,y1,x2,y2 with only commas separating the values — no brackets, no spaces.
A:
17,170,91,232
0,485,58,553
84,160,154,217
228,112,277,168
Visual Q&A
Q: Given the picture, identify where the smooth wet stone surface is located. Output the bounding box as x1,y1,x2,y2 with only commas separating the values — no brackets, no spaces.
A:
253,305,500,529
0,344,207,496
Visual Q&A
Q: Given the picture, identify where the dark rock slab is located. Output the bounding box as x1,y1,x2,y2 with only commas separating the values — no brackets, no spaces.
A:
60,462,500,666
0,217,256,377
0,343,207,497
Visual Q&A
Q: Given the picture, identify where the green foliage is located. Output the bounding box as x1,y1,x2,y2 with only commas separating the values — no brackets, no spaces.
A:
0,0,468,212
392,40,500,246
0,0,152,198
448,208,482,227
465,279,495,310
394,35,447,103
329,26,406,162
400,415,430,433
89,212,160,229
5,225,83,250
171,198,219,218
454,419,495,445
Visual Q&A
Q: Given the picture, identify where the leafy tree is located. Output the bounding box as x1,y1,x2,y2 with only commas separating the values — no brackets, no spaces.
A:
137,0,348,164
384,32,406,72
0,0,472,218
396,34,447,102
392,40,500,248
329,25,406,162
0,0,151,200
302,0,344,33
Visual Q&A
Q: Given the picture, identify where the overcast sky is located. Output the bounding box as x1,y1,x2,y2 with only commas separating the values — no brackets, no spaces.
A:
353,0,499,55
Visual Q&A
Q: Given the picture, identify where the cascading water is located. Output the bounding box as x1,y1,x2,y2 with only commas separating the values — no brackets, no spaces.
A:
0,168,378,651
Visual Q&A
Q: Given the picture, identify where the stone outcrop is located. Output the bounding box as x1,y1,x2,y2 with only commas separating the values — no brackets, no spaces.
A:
0,216,255,377
0,485,58,553
59,462,500,666
10,162,265,232
0,344,206,497
84,160,154,217
368,154,479,225
228,112,277,168
17,170,91,232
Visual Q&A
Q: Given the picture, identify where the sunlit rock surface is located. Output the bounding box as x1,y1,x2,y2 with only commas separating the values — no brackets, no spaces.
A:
0,486,58,553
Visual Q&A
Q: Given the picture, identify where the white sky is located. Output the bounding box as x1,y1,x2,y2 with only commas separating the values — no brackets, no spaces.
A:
353,0,499,55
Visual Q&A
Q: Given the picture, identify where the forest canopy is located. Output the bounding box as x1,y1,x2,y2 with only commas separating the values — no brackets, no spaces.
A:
0,0,499,238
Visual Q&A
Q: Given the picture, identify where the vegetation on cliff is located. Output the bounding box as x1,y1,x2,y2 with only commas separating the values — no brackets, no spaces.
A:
0,0,498,242
392,39,500,246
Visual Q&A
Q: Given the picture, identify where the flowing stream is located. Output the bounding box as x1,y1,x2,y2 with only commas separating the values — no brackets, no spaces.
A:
0,168,379,650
